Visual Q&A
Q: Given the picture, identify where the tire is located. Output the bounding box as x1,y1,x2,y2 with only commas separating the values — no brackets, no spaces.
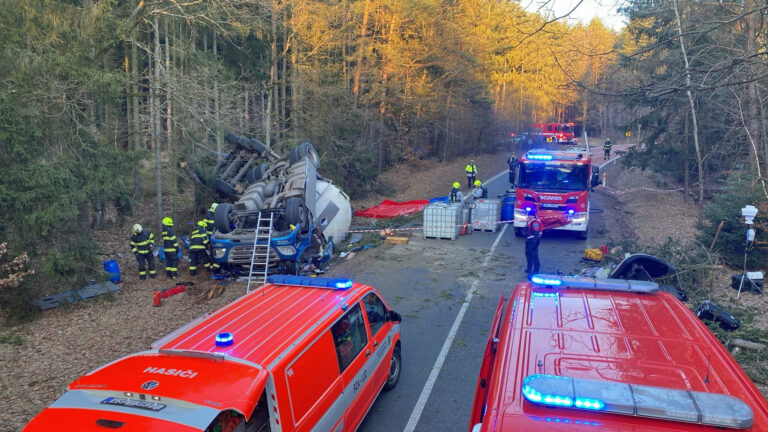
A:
289,142,320,168
214,179,238,199
214,202,235,233
285,197,308,231
578,228,588,240
383,345,401,391
246,138,267,154
514,227,525,237
246,163,269,184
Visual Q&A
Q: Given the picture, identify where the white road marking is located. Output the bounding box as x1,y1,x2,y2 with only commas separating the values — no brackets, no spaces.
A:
403,223,508,432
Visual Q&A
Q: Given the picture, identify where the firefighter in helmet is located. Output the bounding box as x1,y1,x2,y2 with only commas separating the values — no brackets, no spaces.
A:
603,138,612,159
130,224,156,280
189,220,212,276
524,208,543,278
465,160,478,189
450,181,464,203
161,217,180,279
204,203,217,235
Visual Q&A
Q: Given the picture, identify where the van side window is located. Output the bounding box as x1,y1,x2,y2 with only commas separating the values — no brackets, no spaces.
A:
363,293,387,336
331,305,368,371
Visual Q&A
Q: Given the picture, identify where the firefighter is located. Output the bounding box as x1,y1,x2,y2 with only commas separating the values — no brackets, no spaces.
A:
204,203,217,235
189,220,212,276
471,179,488,199
524,210,543,278
130,224,156,280
603,138,612,159
161,217,179,279
465,160,478,189
507,154,517,185
449,181,464,203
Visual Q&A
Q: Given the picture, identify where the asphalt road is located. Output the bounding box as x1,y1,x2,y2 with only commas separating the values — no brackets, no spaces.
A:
328,150,610,432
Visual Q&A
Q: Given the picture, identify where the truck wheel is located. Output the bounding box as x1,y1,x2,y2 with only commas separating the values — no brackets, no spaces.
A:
285,197,308,232
514,227,525,237
214,179,238,199
578,229,588,240
246,163,269,184
289,142,320,168
214,203,235,233
383,345,401,391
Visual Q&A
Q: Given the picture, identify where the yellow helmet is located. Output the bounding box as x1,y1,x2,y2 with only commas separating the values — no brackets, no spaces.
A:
162,217,173,226
474,180,482,187
452,181,460,189
210,203,218,212
132,224,142,234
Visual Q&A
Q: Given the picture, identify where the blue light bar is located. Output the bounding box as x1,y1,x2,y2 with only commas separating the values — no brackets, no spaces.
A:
575,397,605,410
527,153,554,161
531,275,562,286
267,275,354,290
215,332,234,347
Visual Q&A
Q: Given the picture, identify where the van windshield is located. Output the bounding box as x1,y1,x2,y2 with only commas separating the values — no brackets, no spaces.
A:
519,162,588,192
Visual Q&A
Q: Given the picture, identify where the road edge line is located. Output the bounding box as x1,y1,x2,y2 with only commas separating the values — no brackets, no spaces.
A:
403,223,509,432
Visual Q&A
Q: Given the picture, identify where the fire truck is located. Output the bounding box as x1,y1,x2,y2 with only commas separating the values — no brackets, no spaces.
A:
512,149,599,239
531,122,579,145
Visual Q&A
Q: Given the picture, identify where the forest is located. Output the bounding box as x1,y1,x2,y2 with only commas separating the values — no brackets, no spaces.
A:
0,0,766,316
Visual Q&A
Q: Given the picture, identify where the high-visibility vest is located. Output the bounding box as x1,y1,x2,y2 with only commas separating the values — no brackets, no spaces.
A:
465,164,477,175
603,140,612,150
189,227,209,250
162,226,179,253
130,231,154,254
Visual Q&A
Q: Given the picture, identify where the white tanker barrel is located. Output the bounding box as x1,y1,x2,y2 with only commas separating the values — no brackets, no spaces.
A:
314,180,351,242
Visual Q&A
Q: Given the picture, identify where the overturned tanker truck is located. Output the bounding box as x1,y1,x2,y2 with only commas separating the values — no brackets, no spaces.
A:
204,133,352,275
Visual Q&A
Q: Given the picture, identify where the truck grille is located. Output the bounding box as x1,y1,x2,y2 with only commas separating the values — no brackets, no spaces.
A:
228,245,278,265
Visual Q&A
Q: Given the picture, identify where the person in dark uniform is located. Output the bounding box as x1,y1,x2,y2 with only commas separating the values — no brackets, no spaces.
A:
525,211,543,279
189,220,211,276
507,154,517,185
161,217,179,279
130,224,156,280
603,138,612,159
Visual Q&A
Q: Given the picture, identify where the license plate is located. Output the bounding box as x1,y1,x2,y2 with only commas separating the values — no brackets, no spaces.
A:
101,397,166,412
541,204,558,208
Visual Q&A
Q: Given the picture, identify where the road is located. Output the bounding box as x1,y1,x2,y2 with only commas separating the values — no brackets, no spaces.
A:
328,150,611,432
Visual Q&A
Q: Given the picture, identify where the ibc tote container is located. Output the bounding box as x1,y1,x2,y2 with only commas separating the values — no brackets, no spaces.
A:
472,199,500,232
423,202,463,240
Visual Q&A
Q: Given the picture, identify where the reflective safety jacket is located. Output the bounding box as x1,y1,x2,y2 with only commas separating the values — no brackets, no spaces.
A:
162,226,179,253
130,231,154,255
203,210,215,234
603,139,612,150
189,227,209,251
465,164,478,176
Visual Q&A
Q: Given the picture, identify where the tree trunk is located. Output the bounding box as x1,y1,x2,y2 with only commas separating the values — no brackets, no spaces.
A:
281,21,288,140
352,0,372,102
213,31,222,159
165,16,176,221
684,109,690,200
672,0,704,217
153,17,164,229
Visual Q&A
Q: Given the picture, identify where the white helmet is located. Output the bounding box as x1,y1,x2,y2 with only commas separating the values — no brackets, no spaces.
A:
133,224,142,234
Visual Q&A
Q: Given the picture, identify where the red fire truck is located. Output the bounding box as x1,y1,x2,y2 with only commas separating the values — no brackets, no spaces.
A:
512,149,599,239
531,122,579,145
469,273,768,431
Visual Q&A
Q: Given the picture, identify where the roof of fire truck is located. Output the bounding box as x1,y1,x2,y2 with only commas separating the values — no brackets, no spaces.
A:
520,149,592,164
482,276,768,431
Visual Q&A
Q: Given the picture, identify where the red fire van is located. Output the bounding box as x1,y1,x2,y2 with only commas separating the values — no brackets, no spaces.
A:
25,275,402,431
470,274,768,431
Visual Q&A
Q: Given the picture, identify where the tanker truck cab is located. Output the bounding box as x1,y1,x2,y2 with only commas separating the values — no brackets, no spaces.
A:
25,276,402,432
469,274,768,432
512,150,595,239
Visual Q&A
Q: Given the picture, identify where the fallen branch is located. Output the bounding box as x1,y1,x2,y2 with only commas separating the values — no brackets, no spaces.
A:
729,338,766,351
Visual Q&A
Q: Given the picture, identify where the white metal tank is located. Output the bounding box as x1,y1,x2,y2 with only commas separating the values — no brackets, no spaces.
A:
314,180,352,242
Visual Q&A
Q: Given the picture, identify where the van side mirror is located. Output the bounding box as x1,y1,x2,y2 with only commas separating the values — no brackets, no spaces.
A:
591,173,601,188
388,310,402,323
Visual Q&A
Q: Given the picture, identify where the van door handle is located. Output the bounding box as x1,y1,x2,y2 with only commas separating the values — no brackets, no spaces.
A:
365,350,370,358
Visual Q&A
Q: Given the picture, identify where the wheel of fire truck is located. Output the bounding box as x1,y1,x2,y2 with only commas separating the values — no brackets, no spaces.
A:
246,163,269,184
289,142,320,168
514,227,525,237
213,202,235,233
285,197,309,233
578,227,588,240
214,179,239,200
383,344,401,391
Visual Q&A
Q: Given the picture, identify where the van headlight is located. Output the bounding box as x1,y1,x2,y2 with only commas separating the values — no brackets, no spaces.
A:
275,245,296,256
213,248,226,259
514,208,528,221
571,213,587,224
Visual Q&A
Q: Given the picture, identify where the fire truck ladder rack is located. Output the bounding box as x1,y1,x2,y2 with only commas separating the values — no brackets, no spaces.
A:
246,211,274,293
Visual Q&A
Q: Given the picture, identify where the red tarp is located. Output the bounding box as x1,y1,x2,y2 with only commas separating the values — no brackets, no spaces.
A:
354,199,429,219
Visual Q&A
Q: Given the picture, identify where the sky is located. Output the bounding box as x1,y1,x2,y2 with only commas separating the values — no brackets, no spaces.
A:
523,0,627,31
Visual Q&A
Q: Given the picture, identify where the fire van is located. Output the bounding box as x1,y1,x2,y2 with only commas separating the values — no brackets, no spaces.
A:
531,122,579,145
512,149,599,239
24,275,402,432
469,274,768,431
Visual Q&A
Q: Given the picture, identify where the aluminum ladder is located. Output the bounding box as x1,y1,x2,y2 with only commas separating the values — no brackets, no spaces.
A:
246,211,274,293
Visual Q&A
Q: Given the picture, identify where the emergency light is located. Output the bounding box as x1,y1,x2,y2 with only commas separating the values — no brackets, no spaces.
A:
530,274,659,293
268,275,353,290
215,332,234,347
522,374,754,429
526,153,553,161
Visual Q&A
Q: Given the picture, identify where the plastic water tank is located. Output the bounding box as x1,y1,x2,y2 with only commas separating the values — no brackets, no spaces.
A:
314,181,352,242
